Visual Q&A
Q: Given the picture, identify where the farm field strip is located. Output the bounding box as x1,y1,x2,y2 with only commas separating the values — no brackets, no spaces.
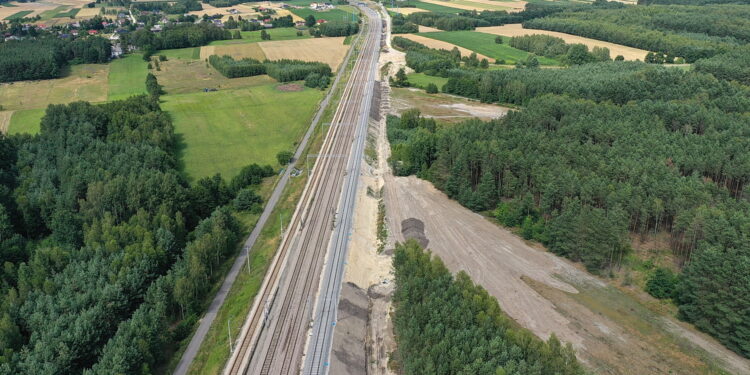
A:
477,23,651,61
259,37,349,72
0,64,108,111
419,0,511,11
107,54,149,100
398,33,492,60
417,30,560,64
210,27,310,46
7,108,44,135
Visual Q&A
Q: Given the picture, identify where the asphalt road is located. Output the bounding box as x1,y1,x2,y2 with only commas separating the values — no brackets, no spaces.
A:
172,14,366,375
221,3,383,375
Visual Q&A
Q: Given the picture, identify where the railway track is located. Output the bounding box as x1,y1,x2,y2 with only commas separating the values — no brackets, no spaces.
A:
222,4,382,375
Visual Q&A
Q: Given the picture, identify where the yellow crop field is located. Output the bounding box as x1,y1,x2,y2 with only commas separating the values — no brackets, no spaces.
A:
0,64,108,111
200,43,267,61
259,37,349,72
397,33,492,60
0,111,13,134
477,23,651,61
76,6,101,18
387,7,427,15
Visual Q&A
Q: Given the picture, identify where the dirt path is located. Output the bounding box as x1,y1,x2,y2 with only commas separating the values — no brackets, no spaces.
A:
0,111,13,134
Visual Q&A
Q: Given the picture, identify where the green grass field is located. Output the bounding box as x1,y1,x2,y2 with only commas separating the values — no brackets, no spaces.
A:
418,31,560,65
397,0,464,13
54,7,80,18
158,47,201,60
8,108,44,135
108,54,149,100
38,6,66,20
210,27,310,45
0,3,18,7
407,72,449,90
162,83,324,181
291,7,358,23
4,10,32,20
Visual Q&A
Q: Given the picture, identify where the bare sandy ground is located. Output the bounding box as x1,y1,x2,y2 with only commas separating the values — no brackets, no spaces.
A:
382,176,750,375
0,111,13,134
478,24,651,61
259,37,349,72
397,33,491,60
390,88,509,123
386,7,426,15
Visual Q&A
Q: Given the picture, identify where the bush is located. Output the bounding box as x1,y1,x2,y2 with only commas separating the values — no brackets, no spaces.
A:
233,188,263,212
425,83,438,94
208,55,266,78
646,267,678,299
276,150,293,165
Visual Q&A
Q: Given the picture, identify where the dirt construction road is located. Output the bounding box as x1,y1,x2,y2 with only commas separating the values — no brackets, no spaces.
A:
384,175,750,375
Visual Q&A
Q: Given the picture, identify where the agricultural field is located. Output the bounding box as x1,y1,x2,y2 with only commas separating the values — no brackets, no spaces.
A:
388,0,463,14
0,64,108,111
108,54,149,100
419,0,513,11
153,58,276,95
3,9,31,19
398,33,491,60
478,23,651,61
200,43,266,60
260,37,349,71
417,31,560,65
405,72,449,90
291,6,358,23
7,108,44,135
209,27,310,46
160,47,202,60
161,83,325,181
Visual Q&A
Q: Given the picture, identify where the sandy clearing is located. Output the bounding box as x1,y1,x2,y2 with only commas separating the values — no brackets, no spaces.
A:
396,33,491,60
0,111,13,134
386,7,427,15
390,88,509,123
259,37,349,72
478,23,651,61
200,43,266,61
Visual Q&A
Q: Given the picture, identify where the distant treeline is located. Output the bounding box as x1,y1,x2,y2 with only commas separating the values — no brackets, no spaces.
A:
317,21,359,37
132,0,202,14
404,1,625,31
523,4,750,62
393,36,459,75
123,23,231,51
208,55,266,78
393,240,585,375
509,34,616,63
391,13,419,34
0,37,111,83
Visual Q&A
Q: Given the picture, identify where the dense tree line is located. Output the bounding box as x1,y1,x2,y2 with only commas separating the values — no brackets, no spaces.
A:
693,47,750,84
318,21,359,37
389,64,750,357
123,23,231,51
392,36,460,75
0,37,111,83
264,59,332,82
208,55,332,83
522,4,750,62
133,0,202,14
393,240,585,375
0,95,276,372
209,55,266,78
509,34,613,63
391,13,418,34
406,12,479,31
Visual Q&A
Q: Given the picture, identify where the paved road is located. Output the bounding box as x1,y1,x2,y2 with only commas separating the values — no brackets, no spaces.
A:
221,3,382,375
172,18,365,375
